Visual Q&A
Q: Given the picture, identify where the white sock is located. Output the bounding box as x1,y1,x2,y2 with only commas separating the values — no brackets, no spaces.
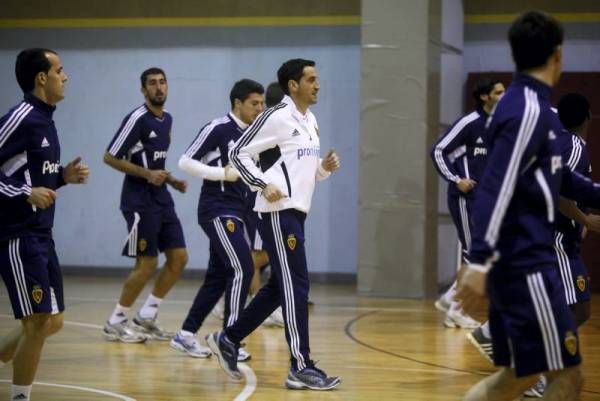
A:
481,321,491,339
109,304,130,325
139,294,162,319
442,282,457,304
180,330,195,338
12,384,32,401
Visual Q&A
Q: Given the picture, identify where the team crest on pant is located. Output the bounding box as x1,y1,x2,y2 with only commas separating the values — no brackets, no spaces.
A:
226,219,236,233
287,234,297,251
564,331,578,356
576,275,586,292
138,239,147,252
31,285,43,304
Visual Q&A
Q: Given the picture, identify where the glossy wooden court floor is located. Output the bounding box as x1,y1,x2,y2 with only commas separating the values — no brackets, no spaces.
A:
1,276,599,400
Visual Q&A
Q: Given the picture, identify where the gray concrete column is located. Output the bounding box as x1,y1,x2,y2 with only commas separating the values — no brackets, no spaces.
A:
358,0,442,298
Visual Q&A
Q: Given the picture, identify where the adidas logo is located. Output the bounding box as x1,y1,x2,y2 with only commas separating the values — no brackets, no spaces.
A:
149,131,158,139
13,394,27,400
548,130,556,140
291,129,300,137
41,137,50,148
475,137,483,144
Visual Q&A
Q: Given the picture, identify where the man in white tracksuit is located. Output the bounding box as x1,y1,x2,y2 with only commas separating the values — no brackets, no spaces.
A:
207,58,341,391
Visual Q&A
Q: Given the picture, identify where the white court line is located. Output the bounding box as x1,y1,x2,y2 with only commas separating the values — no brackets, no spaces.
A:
0,294,430,313
0,314,102,330
236,363,257,401
0,379,136,400
0,314,256,401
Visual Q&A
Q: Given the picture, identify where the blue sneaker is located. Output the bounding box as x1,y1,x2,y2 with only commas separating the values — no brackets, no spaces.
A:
286,364,341,390
170,331,211,358
206,331,242,380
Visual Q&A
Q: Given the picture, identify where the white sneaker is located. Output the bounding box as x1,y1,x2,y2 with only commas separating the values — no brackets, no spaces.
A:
523,376,546,398
170,331,211,358
263,307,285,328
238,347,251,362
103,320,148,343
444,309,481,329
211,297,225,320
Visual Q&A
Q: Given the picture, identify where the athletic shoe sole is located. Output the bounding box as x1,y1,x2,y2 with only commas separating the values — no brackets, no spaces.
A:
285,376,341,391
206,333,243,381
102,331,147,344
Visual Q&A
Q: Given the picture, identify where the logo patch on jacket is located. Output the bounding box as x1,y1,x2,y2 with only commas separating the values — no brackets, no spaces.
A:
577,275,586,292
32,285,44,304
287,234,297,251
226,219,235,233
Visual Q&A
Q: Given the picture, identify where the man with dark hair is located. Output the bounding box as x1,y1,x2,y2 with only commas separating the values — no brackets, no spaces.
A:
458,11,597,401
0,48,89,401
431,77,504,331
102,67,188,343
265,81,285,108
171,79,265,360
207,59,341,390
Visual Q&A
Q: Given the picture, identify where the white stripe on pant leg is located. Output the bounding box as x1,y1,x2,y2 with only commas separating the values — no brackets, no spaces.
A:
271,211,306,370
459,197,471,250
554,233,576,304
123,213,141,257
213,218,244,327
527,273,563,370
13,239,33,316
8,239,27,317
272,212,304,369
527,274,556,370
11,239,32,316
533,273,564,369
532,272,562,370
213,219,243,325
50,287,59,314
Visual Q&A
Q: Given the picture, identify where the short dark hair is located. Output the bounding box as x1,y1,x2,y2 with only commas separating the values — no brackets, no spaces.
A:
277,58,316,95
508,11,563,71
229,79,264,109
558,93,591,130
266,81,285,107
15,48,57,93
140,67,166,88
472,78,502,107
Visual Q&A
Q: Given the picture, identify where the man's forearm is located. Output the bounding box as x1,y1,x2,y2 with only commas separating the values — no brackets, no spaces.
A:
103,152,149,180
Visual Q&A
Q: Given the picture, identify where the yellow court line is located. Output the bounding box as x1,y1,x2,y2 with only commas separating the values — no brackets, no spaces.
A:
0,15,360,29
466,12,600,24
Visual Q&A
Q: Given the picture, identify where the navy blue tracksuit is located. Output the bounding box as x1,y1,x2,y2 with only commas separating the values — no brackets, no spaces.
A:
180,113,253,333
431,108,489,261
469,73,600,377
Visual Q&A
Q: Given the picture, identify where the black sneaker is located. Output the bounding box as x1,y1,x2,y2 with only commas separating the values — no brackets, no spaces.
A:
466,327,493,364
285,364,341,391
206,331,242,380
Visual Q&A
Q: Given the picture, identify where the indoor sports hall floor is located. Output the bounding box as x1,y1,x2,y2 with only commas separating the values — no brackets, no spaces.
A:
1,276,599,401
